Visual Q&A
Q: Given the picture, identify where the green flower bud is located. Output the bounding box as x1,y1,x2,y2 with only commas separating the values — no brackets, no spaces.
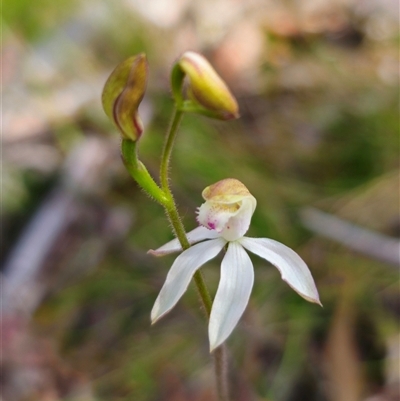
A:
171,51,239,120
102,54,148,141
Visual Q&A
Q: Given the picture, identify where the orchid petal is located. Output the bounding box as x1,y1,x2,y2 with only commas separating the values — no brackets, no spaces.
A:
151,238,226,323
148,226,220,256
209,242,254,351
239,237,321,305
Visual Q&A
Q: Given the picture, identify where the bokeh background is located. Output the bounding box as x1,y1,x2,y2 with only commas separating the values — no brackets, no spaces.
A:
2,0,399,400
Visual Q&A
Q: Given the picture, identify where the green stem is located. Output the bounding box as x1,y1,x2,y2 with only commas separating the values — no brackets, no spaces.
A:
121,139,168,206
214,345,229,401
164,200,213,316
159,107,229,400
160,108,213,316
160,108,183,191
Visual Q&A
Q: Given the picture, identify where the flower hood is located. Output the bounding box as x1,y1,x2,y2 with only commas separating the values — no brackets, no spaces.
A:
197,178,256,241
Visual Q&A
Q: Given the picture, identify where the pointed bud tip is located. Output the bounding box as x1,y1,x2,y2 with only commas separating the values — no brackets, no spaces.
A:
225,111,240,120
102,53,149,141
174,51,239,120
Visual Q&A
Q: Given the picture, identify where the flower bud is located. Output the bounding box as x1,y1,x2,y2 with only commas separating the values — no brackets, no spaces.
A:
197,178,256,241
102,54,148,141
173,51,239,120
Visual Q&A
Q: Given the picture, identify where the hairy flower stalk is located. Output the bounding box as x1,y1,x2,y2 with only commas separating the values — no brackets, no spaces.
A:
150,178,321,351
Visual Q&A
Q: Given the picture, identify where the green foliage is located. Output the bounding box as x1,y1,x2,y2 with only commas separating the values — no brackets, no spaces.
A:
3,0,79,40
303,107,398,191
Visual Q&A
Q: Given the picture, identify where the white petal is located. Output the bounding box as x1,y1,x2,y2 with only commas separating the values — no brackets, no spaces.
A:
148,226,220,256
239,237,321,305
220,196,256,241
209,242,254,351
151,238,226,323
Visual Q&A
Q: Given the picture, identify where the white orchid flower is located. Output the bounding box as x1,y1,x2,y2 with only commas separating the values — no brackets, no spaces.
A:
149,178,321,351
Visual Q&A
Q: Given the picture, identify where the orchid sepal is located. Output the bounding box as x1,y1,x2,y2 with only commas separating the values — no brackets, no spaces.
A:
102,54,148,141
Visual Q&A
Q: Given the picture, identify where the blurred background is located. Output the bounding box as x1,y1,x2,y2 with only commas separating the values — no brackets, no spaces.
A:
2,0,399,400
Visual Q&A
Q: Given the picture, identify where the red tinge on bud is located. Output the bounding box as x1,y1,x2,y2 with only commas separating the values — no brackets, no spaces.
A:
102,54,148,141
174,51,239,120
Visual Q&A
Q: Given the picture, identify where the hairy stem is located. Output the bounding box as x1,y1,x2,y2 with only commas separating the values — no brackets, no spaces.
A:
164,200,213,316
121,139,168,205
160,108,213,316
214,345,229,401
159,108,230,401
160,108,183,191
